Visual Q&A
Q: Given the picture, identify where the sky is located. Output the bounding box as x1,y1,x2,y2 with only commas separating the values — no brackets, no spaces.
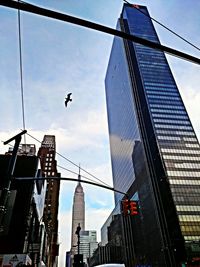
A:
0,0,200,266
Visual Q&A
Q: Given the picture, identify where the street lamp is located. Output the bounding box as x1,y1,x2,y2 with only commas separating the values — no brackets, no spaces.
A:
75,223,81,255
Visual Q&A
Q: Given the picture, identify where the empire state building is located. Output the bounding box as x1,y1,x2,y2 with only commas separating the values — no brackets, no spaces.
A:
71,174,85,256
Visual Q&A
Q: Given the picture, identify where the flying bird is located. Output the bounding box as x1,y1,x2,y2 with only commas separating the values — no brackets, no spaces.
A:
65,93,72,107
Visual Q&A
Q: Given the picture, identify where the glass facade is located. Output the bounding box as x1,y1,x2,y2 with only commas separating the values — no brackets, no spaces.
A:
105,4,200,266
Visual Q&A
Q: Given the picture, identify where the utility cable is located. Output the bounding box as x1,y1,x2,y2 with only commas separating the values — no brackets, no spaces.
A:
56,151,111,187
25,130,112,188
57,164,112,188
17,1,26,145
2,134,113,189
123,0,200,52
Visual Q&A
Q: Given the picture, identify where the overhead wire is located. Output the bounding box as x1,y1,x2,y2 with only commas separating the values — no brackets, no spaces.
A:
17,1,26,145
2,136,112,189
123,0,200,52
57,164,111,188
24,130,112,188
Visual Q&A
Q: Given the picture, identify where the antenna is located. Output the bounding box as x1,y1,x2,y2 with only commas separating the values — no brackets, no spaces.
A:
78,163,81,183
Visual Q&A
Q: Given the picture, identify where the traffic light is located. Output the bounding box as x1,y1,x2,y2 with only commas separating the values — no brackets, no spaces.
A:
121,199,138,216
129,201,138,215
122,199,130,216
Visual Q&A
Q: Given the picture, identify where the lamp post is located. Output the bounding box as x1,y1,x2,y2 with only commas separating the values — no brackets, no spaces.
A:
74,224,84,267
75,223,81,255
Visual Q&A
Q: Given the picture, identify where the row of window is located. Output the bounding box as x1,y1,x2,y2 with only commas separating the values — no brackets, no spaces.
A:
161,148,200,154
140,64,168,70
44,171,55,176
161,144,199,150
179,215,200,222
146,90,179,96
151,108,187,115
141,69,172,77
143,78,174,84
46,153,53,157
169,186,199,195
135,45,162,52
174,195,200,203
185,143,200,148
141,61,169,68
148,98,184,106
158,135,197,142
176,205,200,212
181,229,200,237
139,60,166,65
184,236,200,241
157,130,195,136
150,104,185,110
158,135,181,141
167,170,200,178
45,161,52,166
45,167,52,171
144,82,176,87
163,154,200,161
145,86,177,91
156,124,193,131
161,143,199,150
148,95,181,101
170,179,200,186
137,52,163,58
166,162,200,169
154,118,190,125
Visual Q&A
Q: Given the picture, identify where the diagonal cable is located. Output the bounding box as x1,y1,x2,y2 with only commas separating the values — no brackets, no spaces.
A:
25,130,112,188
123,0,200,52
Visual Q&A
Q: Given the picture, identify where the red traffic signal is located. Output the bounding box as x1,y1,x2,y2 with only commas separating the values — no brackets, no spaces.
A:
121,199,138,216
122,199,130,216
129,201,138,215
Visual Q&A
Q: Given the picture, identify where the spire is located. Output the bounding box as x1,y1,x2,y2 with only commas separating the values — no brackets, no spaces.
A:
71,163,85,256
75,164,83,193
78,163,81,184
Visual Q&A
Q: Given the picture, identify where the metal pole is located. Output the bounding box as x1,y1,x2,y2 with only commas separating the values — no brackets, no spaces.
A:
75,224,81,255
0,130,26,230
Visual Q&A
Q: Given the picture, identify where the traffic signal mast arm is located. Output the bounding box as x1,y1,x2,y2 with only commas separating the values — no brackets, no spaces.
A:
0,0,199,65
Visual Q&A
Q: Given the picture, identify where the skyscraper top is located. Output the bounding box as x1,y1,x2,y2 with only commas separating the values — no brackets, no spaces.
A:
75,182,83,194
41,135,56,149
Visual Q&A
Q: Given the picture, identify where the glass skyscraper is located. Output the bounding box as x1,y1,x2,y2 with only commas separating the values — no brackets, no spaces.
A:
105,4,200,266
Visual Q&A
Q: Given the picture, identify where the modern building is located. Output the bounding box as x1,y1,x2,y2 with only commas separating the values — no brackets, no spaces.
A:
79,230,98,265
104,3,200,267
71,174,85,257
38,135,60,267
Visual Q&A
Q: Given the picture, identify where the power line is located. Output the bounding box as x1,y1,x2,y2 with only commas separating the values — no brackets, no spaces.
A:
123,0,200,52
17,1,26,144
0,0,199,65
57,164,108,186
25,130,112,188
2,134,111,188
56,151,111,188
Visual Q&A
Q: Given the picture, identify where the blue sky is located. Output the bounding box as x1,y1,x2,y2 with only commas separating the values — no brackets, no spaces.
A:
0,0,200,266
